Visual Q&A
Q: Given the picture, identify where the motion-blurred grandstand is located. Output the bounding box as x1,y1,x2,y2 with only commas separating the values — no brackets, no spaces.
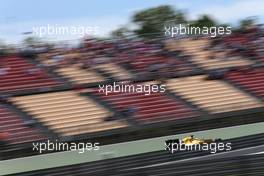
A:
0,3,264,176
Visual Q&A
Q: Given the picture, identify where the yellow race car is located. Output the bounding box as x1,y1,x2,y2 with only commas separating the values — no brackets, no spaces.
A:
182,135,221,145
165,135,221,147
165,135,223,152
182,135,214,145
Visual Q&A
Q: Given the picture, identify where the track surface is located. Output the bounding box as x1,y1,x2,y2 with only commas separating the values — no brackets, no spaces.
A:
4,133,264,176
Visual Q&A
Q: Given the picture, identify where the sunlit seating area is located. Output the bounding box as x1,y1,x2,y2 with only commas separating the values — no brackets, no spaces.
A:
10,91,127,136
166,75,263,113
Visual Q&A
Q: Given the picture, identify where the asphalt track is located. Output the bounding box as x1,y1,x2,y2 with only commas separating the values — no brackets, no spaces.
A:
7,145,264,176
4,133,264,176
2,121,264,175
128,144,264,170
122,147,264,176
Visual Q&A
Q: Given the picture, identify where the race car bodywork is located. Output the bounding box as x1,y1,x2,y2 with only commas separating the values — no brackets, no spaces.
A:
165,135,222,150
182,136,216,145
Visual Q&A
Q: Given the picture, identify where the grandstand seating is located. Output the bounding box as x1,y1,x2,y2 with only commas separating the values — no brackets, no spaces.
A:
225,68,264,99
38,53,105,85
130,55,165,71
37,53,57,66
0,31,263,152
166,75,263,113
222,31,264,63
0,56,62,92
56,64,105,85
166,39,253,70
92,82,198,123
130,54,194,76
0,105,46,144
10,91,127,136
94,63,133,81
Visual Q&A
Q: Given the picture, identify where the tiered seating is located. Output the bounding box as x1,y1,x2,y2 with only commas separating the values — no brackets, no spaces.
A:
37,53,56,66
92,82,197,123
0,56,62,92
0,105,46,144
38,53,80,66
165,39,184,52
225,68,264,98
166,75,263,113
56,64,105,84
131,55,194,75
95,63,132,81
131,55,165,70
166,39,253,70
38,53,105,84
10,91,127,136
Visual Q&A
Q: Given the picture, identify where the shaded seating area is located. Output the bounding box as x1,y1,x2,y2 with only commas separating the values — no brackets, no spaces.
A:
128,54,195,77
0,104,46,145
94,63,133,81
91,82,198,124
225,68,264,99
0,56,63,93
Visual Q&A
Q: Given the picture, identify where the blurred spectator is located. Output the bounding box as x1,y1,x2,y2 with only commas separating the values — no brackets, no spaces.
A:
207,70,225,80
24,119,37,127
0,131,10,149
120,106,138,124
27,67,41,75
0,67,9,76
0,94,10,103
